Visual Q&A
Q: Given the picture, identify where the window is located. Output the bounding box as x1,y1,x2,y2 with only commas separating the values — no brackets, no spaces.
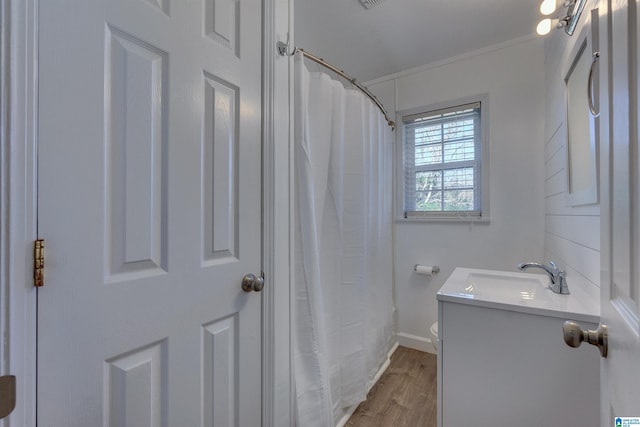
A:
399,100,489,220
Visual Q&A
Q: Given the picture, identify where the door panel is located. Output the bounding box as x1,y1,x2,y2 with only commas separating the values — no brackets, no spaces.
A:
37,0,262,425
203,72,239,263
204,0,240,54
202,315,238,427
105,340,167,427
600,0,640,421
105,26,168,280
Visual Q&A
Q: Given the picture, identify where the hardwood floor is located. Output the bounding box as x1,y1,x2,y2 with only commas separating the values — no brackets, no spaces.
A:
346,346,437,427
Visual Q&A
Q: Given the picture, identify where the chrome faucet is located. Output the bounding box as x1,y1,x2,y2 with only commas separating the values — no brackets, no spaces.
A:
517,261,570,294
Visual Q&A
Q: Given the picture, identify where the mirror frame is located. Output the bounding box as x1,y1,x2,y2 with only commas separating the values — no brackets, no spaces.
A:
563,21,599,207
565,0,588,36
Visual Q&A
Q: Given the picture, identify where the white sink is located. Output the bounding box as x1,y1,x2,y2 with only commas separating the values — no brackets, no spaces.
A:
463,271,550,302
437,267,599,322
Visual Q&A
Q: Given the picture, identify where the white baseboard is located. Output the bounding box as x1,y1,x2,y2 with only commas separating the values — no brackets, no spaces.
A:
335,342,400,427
396,332,436,354
368,341,398,389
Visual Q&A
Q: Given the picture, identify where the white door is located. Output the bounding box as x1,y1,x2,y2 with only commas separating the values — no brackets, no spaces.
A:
599,0,640,422
37,0,263,425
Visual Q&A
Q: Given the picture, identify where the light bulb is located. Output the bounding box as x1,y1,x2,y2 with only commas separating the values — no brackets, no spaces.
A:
540,0,556,15
537,18,552,35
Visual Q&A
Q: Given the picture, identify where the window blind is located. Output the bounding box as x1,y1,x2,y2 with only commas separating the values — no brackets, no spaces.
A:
403,102,481,217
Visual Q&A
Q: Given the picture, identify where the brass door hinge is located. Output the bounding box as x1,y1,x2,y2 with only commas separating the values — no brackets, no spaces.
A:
34,239,44,287
0,375,16,419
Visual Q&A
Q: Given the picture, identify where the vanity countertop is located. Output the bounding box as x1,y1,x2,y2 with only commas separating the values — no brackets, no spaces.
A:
437,267,600,323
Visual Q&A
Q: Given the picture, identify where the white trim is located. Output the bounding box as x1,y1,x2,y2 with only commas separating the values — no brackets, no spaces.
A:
371,342,400,387
396,332,436,354
397,216,491,224
3,0,39,425
365,34,539,86
0,0,9,380
262,0,276,424
287,2,296,422
262,0,293,424
395,94,491,222
288,1,296,424
334,342,400,427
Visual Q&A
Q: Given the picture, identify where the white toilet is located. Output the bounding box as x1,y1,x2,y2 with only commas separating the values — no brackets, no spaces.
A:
429,322,439,354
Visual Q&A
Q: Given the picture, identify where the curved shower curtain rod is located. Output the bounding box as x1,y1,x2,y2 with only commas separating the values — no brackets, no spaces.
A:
277,41,396,130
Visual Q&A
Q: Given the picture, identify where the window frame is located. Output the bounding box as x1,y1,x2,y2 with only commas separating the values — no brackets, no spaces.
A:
396,95,490,222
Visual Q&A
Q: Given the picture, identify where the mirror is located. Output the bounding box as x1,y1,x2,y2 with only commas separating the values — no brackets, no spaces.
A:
564,31,598,206
564,0,588,36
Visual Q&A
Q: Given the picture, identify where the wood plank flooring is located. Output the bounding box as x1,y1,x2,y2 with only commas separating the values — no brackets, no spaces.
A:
346,346,437,427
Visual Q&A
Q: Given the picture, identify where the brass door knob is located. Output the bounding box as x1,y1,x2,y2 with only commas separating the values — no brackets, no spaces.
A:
563,320,608,358
241,272,264,293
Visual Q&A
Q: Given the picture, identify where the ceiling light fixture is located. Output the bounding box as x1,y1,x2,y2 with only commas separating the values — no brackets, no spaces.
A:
540,0,556,15
359,0,386,9
536,18,553,35
536,0,587,36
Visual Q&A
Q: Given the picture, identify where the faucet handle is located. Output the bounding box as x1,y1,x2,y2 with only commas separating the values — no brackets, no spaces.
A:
518,261,569,294
556,270,570,294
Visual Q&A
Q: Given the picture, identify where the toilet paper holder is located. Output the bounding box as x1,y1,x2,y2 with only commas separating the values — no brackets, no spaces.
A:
414,264,440,275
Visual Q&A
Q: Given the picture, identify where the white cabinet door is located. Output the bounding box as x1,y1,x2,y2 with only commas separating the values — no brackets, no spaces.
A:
599,0,640,422
37,0,263,425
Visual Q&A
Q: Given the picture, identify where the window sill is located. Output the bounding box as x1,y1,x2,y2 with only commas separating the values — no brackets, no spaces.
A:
396,215,491,224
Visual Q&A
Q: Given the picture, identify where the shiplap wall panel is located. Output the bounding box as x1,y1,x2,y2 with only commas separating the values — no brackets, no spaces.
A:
545,147,566,181
545,60,565,142
545,192,600,216
544,124,564,163
546,215,600,251
543,1,601,292
545,169,566,198
545,232,600,285
554,261,600,301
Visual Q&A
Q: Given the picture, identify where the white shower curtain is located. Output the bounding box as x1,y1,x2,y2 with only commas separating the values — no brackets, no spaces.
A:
294,53,395,427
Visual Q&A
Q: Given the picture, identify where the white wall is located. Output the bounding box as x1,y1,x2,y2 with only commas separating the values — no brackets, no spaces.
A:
542,2,600,304
367,38,547,351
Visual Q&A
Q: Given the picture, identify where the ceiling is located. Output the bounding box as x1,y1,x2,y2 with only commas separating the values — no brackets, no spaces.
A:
294,0,542,82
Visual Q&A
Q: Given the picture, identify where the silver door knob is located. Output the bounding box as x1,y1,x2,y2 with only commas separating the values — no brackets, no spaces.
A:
241,272,264,293
563,321,608,358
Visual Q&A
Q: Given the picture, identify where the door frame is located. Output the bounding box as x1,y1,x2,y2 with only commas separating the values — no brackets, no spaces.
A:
0,0,293,424
1,0,38,425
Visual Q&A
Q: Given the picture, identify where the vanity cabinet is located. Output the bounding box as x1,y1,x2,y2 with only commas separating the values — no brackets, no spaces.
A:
437,268,600,427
